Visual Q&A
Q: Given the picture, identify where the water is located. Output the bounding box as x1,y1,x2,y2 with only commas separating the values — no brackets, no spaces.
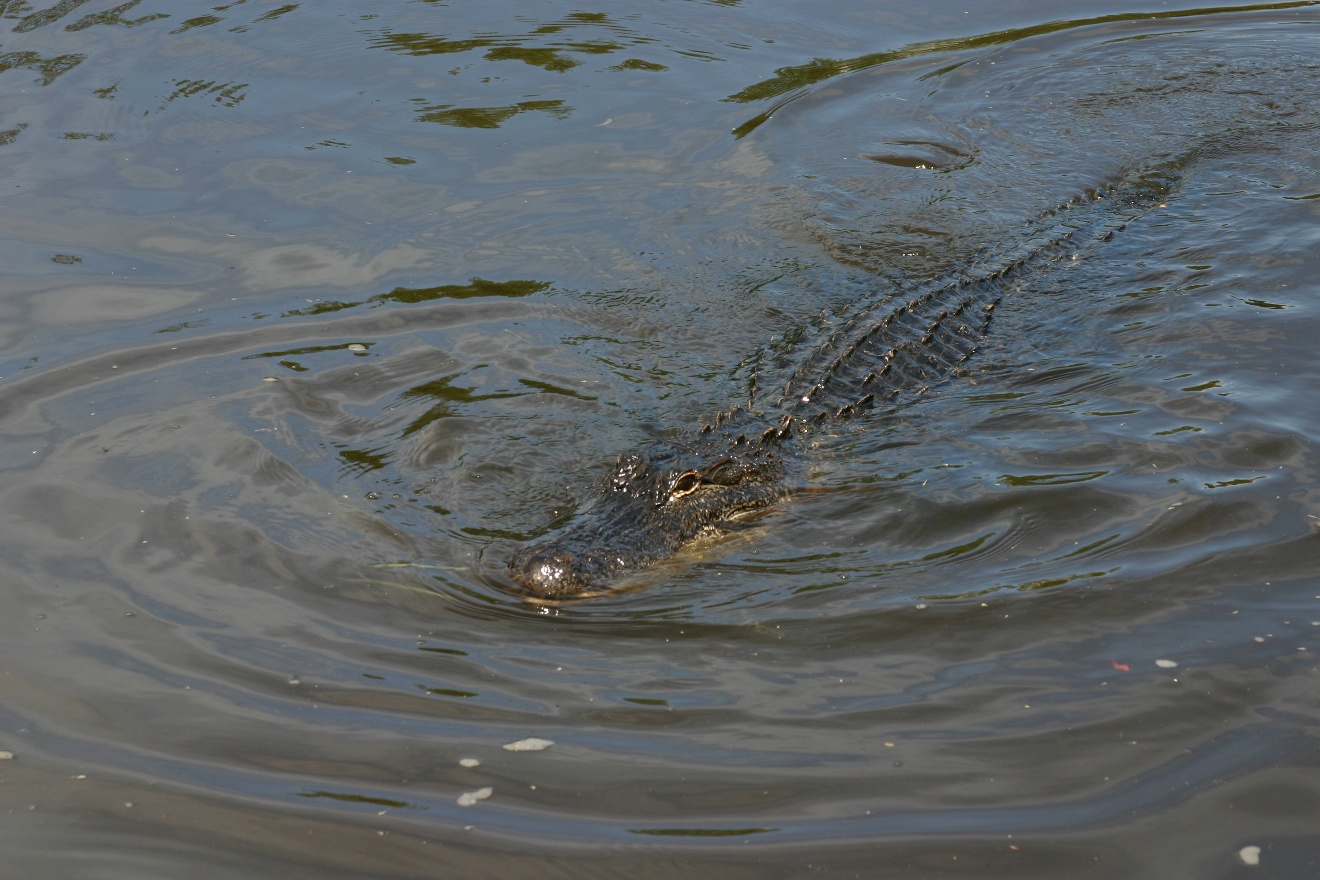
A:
2,1,1320,877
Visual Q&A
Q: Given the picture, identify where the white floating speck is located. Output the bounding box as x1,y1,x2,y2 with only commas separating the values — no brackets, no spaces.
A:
1239,845,1261,866
458,758,480,768
457,787,493,807
1155,659,1178,669
347,343,367,352
0,750,13,760
503,737,555,752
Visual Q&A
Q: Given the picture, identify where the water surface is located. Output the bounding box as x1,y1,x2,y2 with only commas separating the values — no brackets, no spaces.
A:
2,0,1320,877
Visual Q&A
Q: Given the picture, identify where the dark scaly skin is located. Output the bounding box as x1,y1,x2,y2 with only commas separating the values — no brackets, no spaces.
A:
510,419,791,596
510,160,1187,597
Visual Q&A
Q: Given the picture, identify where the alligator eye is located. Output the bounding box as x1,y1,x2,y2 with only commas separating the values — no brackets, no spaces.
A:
668,470,702,500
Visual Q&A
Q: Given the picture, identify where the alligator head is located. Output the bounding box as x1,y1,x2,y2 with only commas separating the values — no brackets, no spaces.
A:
509,433,788,597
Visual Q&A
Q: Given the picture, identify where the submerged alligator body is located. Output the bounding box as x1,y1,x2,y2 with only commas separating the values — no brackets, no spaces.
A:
509,161,1186,597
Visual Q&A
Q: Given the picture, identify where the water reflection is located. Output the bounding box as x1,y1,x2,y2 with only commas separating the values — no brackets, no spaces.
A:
0,48,84,82
2,0,1320,877
369,8,689,127
282,277,550,317
725,0,1319,103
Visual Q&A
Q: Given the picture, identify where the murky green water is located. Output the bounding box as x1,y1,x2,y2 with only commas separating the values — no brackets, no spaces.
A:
2,1,1320,877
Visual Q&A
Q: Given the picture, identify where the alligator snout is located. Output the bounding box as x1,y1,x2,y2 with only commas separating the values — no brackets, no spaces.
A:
509,545,610,596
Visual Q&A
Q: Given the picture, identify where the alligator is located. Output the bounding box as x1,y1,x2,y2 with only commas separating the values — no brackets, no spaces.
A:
509,158,1188,597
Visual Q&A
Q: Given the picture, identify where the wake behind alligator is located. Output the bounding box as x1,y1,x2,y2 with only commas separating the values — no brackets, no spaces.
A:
509,156,1192,597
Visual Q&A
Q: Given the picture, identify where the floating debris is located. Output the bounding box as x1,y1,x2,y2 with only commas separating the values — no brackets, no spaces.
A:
1154,659,1178,669
456,787,493,807
0,750,13,760
458,758,481,768
503,737,554,752
1239,845,1261,866
347,343,367,352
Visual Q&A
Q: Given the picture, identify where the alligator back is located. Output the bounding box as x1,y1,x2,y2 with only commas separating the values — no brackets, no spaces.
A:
764,159,1186,433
